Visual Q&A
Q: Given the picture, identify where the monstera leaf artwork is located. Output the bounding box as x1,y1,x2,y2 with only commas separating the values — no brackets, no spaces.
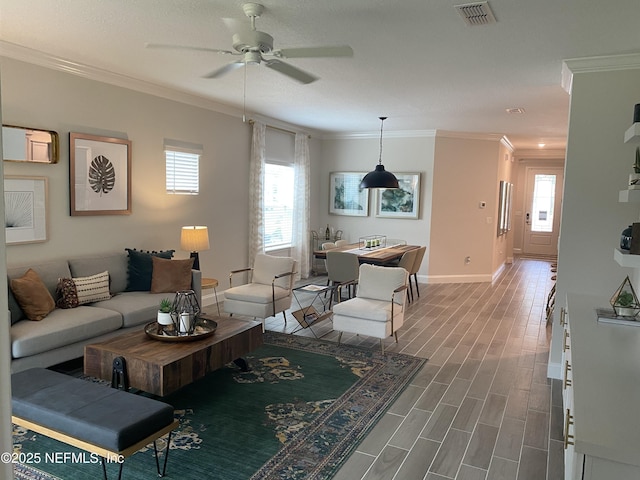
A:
88,155,116,195
70,133,131,216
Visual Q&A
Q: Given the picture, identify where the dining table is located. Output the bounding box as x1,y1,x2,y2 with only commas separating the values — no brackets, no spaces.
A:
313,242,421,265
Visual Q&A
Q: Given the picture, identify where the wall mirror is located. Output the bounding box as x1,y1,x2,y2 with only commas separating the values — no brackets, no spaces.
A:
2,125,59,163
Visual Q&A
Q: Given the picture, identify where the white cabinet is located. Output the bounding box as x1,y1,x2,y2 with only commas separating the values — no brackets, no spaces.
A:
565,293,640,480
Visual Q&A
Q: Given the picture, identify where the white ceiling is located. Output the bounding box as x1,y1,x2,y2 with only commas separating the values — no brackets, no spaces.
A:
1,0,639,150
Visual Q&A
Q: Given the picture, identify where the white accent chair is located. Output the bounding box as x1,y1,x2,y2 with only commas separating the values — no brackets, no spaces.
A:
224,254,296,330
332,263,409,353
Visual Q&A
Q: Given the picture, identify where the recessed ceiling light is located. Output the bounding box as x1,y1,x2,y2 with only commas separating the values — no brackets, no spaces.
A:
506,107,526,114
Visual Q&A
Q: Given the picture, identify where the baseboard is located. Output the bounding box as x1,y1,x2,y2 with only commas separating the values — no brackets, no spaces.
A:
547,361,562,380
202,292,218,307
427,273,493,284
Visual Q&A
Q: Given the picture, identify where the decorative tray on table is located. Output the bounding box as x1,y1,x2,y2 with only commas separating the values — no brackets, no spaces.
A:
144,317,218,342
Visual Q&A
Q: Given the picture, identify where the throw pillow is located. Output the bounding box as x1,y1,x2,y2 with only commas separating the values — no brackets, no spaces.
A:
125,248,175,291
150,256,195,293
10,268,56,321
73,270,111,304
56,278,79,309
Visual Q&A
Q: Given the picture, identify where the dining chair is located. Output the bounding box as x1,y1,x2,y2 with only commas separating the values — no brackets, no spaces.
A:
408,246,427,301
335,239,349,247
321,241,337,284
332,263,409,354
325,251,360,304
397,249,418,302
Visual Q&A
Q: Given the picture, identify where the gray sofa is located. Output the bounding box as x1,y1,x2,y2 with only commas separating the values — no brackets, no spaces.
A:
7,251,202,374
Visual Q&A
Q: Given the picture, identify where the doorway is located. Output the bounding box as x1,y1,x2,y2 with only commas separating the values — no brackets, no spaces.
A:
523,166,564,256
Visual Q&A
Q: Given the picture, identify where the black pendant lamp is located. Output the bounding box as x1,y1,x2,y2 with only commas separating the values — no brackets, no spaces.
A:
360,116,399,189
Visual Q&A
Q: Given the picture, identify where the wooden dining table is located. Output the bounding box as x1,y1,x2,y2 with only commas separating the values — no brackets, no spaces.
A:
313,243,420,265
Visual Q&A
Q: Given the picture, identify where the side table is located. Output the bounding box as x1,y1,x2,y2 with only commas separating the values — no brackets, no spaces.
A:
291,283,337,338
202,277,220,315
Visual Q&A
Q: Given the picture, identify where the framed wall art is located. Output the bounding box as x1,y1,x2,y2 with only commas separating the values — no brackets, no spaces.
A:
70,133,132,216
329,172,369,216
376,172,420,219
4,176,48,245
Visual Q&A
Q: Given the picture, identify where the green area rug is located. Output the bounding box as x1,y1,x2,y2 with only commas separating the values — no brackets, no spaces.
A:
14,331,425,480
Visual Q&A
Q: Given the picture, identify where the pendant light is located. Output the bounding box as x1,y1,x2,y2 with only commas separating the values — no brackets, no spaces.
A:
360,116,399,189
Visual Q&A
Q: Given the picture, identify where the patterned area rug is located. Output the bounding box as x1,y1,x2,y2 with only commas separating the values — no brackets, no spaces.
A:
14,331,426,480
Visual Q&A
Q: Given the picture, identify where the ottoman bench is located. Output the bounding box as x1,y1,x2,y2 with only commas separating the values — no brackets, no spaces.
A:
11,368,178,479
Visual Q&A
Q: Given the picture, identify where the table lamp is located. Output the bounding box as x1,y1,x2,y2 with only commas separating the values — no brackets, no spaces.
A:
181,226,209,270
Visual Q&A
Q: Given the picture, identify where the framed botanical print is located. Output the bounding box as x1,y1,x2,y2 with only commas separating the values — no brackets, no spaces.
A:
329,172,369,216
4,176,48,244
70,133,132,215
375,173,420,219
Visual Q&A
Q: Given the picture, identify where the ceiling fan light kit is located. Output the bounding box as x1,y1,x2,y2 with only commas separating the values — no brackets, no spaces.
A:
360,117,400,189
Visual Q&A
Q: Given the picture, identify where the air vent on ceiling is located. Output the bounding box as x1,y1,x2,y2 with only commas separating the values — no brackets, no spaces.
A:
455,2,496,26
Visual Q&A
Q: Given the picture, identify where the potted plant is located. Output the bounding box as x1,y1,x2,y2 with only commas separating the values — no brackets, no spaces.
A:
157,298,174,325
610,276,640,317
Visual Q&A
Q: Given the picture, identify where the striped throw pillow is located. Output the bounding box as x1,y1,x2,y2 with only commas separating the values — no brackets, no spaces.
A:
74,271,111,305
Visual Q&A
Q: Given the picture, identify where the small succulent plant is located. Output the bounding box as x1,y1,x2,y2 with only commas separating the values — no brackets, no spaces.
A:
159,298,173,313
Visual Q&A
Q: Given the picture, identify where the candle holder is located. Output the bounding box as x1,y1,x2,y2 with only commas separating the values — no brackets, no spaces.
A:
170,289,201,335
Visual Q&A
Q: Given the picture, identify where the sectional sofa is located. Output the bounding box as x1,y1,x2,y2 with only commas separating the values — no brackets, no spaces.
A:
7,250,202,374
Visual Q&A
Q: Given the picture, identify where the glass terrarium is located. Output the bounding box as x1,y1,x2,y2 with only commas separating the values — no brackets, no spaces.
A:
359,235,386,250
610,276,640,317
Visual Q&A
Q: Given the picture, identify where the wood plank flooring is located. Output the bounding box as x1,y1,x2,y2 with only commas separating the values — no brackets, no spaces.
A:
259,257,563,480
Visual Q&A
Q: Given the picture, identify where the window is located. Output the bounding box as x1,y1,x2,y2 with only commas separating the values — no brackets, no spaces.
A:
165,143,201,194
264,162,294,250
531,174,556,232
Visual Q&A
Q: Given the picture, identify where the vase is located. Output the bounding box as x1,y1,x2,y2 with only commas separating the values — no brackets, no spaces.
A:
157,311,173,325
621,225,633,250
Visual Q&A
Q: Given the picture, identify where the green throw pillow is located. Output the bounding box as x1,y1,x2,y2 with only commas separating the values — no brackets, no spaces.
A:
125,248,175,291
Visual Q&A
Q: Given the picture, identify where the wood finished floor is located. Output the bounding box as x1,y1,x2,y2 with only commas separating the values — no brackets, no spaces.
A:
261,257,563,480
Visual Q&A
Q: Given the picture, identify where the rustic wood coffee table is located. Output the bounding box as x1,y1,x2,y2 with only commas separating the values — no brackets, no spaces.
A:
84,315,263,396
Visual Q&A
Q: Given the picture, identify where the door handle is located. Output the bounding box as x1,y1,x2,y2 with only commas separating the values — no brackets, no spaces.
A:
526,212,530,225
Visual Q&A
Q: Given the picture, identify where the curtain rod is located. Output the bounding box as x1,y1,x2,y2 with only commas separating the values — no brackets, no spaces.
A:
248,119,311,138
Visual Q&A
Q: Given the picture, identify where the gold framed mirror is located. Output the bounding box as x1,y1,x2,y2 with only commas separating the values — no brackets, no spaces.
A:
2,125,59,163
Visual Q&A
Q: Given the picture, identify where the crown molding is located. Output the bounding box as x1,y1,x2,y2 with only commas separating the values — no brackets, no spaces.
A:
562,52,640,93
323,129,437,140
0,40,245,119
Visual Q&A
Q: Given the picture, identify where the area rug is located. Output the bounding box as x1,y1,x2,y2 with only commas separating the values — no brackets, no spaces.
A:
14,331,426,480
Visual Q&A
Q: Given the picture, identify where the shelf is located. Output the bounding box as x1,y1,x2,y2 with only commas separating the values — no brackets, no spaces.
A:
625,123,640,143
614,247,640,268
619,189,640,202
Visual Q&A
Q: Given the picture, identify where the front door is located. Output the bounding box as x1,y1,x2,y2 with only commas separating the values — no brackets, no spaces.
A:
523,166,564,256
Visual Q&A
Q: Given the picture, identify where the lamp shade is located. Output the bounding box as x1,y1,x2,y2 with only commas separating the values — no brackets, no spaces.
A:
181,226,210,252
360,165,399,189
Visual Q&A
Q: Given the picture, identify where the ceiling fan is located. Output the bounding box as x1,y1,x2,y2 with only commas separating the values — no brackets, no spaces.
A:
145,2,353,84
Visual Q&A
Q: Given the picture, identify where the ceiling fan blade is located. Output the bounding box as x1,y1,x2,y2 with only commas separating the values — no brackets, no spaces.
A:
202,60,245,79
145,42,235,55
275,45,353,59
264,59,318,84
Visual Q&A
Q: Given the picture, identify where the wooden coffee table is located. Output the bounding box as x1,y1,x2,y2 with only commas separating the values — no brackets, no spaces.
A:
84,315,263,396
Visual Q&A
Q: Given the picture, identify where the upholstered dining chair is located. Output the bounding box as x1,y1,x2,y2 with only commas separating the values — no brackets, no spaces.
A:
224,253,296,331
325,251,360,305
335,239,349,247
397,249,418,303
408,246,427,301
321,241,337,284
332,263,409,354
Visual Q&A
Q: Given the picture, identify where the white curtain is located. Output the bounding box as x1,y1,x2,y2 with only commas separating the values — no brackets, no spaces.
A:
292,133,310,279
248,121,266,267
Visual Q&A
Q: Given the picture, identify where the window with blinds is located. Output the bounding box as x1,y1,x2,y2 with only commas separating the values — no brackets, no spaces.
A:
264,162,294,250
165,143,201,194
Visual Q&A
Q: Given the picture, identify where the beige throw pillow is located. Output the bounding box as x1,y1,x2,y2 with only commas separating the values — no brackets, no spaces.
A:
10,268,56,321
74,271,111,304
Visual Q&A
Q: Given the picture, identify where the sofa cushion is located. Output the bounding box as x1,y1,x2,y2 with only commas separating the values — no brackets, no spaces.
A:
68,253,129,294
8,288,25,325
91,291,174,328
125,249,175,292
10,269,56,321
11,306,122,358
150,257,194,293
224,283,291,304
73,270,111,304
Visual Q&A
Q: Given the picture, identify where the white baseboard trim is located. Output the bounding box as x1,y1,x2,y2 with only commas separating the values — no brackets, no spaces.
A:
202,292,218,307
492,263,506,283
427,273,493,284
547,361,562,380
